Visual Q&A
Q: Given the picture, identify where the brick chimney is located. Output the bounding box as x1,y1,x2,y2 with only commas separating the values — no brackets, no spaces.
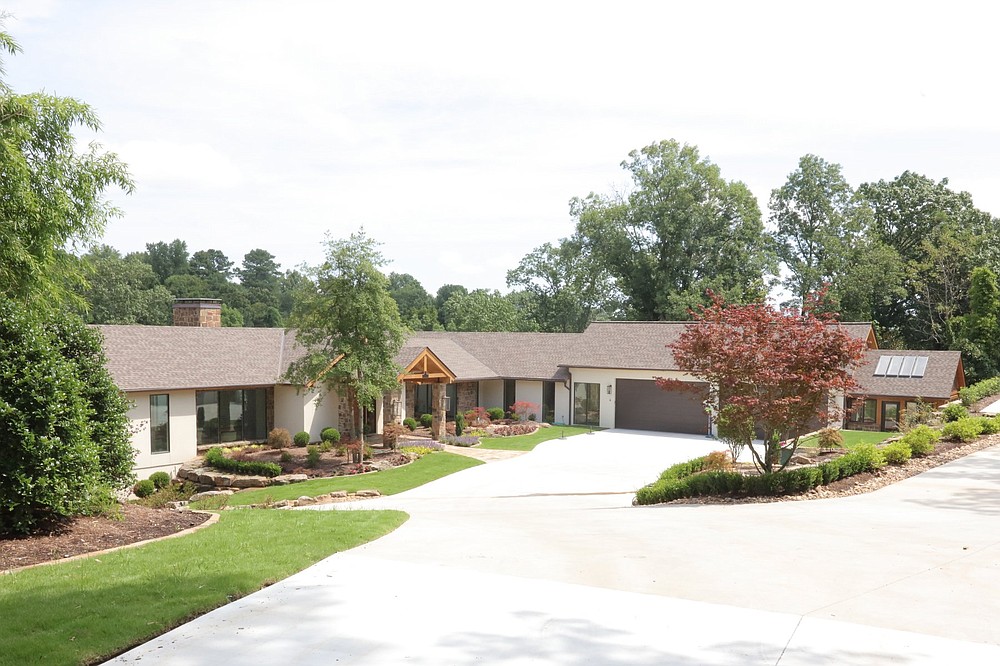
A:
172,298,223,327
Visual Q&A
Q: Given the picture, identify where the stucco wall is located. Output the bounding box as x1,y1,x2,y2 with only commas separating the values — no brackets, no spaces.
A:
514,381,542,420
567,368,702,431
479,380,504,410
129,389,198,479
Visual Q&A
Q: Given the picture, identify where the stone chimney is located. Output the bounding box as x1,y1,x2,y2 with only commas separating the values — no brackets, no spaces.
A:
172,298,223,327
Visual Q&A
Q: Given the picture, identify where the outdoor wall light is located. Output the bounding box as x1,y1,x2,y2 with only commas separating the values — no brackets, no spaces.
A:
606,384,613,395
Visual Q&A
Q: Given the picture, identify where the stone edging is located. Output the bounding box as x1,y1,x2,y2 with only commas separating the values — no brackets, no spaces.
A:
1,511,220,576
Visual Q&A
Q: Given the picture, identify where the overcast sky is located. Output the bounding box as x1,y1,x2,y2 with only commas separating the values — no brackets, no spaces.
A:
4,1,999,295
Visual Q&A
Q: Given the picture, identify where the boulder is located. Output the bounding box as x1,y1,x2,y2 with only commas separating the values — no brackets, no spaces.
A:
230,476,269,488
190,489,235,502
272,499,295,508
355,489,381,498
296,496,317,505
329,490,348,499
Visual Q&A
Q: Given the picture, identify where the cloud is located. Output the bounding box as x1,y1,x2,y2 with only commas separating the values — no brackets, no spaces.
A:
112,140,244,189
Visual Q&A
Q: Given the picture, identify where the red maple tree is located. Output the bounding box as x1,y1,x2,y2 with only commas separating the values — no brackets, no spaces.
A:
658,293,867,473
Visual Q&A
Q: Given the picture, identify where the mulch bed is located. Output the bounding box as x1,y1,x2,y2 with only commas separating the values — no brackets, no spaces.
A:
0,504,211,571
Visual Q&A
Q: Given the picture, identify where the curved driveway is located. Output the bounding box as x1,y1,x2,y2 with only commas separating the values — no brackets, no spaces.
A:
111,431,1000,665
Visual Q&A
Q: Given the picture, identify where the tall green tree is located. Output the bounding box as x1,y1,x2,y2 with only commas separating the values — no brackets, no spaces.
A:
0,27,133,309
506,235,623,332
951,267,1000,382
238,249,282,327
75,245,173,324
435,284,467,328
442,289,539,332
574,140,774,320
769,155,864,308
143,239,189,283
388,272,440,330
286,230,406,440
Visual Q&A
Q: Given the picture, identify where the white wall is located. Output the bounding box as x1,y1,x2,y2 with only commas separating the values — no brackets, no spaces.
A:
554,382,570,425
275,384,341,442
274,384,307,434
129,389,198,479
479,380,504,410
514,380,543,420
567,368,704,431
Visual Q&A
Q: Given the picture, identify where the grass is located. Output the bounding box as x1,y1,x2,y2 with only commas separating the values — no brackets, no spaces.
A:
478,424,595,451
797,429,893,449
225,451,482,506
0,509,406,666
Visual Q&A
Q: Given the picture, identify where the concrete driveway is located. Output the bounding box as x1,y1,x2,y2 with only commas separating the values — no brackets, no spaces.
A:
110,430,1000,665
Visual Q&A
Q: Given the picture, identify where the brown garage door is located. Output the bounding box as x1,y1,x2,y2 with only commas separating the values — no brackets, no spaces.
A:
615,379,709,434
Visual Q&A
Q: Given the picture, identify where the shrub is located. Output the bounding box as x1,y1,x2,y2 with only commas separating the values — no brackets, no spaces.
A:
402,441,444,453
941,418,984,442
455,412,466,436
511,401,540,422
382,422,408,450
403,417,418,431
703,450,733,471
133,479,156,498
419,413,434,428
318,441,333,453
321,427,341,443
267,428,292,449
487,407,505,421
465,407,490,427
941,403,968,423
442,434,480,447
488,423,538,437
817,428,844,449
149,471,171,490
882,441,912,465
899,399,936,431
204,446,281,477
305,445,321,468
400,445,437,456
901,425,939,457
960,377,1000,407
280,451,293,463
293,431,311,447
975,415,1000,435
335,443,348,457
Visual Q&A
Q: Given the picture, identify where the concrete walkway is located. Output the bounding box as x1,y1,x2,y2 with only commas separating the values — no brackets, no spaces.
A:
109,431,1000,665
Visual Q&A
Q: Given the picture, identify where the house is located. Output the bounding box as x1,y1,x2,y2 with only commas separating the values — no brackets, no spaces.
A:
97,300,963,478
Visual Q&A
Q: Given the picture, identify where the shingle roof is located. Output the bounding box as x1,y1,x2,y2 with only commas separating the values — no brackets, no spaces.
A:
398,331,576,381
853,349,963,400
95,325,306,392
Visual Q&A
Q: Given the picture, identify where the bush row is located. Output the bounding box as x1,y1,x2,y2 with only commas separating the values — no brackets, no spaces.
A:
204,446,282,477
960,377,1000,407
941,415,1000,442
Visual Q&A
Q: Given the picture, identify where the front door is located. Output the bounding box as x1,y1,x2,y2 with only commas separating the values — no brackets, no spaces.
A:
882,401,900,431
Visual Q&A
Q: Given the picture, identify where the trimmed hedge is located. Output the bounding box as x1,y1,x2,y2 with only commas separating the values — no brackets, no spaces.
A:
635,444,887,505
204,447,281,478
941,418,984,442
321,427,341,443
900,425,939,457
960,377,1000,407
293,431,311,447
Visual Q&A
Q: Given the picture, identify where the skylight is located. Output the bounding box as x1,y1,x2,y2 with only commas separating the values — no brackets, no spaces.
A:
873,355,928,378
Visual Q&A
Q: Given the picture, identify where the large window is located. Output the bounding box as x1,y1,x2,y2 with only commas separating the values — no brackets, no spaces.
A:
503,379,516,416
542,381,556,423
196,388,267,445
848,398,877,424
414,384,457,419
573,382,601,427
150,394,170,454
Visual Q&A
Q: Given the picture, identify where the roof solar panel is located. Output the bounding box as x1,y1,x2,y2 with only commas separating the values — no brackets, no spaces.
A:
899,356,916,377
874,356,891,376
886,356,904,377
911,356,928,378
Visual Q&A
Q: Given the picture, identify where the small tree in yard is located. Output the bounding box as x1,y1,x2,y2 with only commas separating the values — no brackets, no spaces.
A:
285,230,406,441
659,292,867,473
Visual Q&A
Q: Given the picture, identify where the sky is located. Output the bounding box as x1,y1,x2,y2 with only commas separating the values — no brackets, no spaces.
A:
3,1,999,296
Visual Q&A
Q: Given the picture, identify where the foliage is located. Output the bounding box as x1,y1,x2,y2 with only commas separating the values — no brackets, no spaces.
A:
293,431,311,447
899,398,936,431
703,451,734,471
454,412,466,436
130,481,198,509
960,377,1000,407
660,292,867,473
900,425,939,457
388,272,440,330
572,139,774,320
403,417,418,431
940,418,983,442
882,441,912,465
506,235,624,332
305,445,321,468
487,407,505,421
400,445,438,456
441,434,480,447
321,427,341,443
0,303,135,534
817,428,845,449
149,472,171,490
510,401,540,421
973,415,1000,435
267,427,292,449
442,288,540,332
280,450,294,462
204,447,281,477
419,413,434,428
488,423,538,437
381,422,408,449
951,268,1000,383
941,403,968,423
73,246,173,324
133,479,156,498
0,509,406,665
285,230,407,440
435,284,468,328
465,407,491,427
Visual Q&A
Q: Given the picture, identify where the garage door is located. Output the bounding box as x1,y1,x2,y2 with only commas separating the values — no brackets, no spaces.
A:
615,379,709,434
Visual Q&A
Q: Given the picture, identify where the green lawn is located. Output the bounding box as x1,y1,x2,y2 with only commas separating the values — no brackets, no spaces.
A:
478,424,596,451
0,509,406,666
225,451,482,506
798,429,893,449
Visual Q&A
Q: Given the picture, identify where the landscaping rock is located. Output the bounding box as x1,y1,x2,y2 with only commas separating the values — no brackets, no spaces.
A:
272,499,295,508
273,473,308,485
296,496,316,505
166,501,189,510
230,476,269,488
314,494,332,502
190,489,235,502
355,489,381,498
329,491,348,498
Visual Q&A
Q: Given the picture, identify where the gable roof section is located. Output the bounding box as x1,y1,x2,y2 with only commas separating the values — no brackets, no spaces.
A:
398,347,456,383
398,331,576,381
96,325,306,392
853,349,964,400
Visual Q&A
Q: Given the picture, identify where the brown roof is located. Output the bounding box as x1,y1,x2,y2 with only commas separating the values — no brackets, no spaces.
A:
95,325,306,392
853,350,963,400
398,331,576,381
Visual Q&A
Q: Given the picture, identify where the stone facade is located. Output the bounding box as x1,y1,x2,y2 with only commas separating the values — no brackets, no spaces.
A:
456,381,479,414
172,298,222,327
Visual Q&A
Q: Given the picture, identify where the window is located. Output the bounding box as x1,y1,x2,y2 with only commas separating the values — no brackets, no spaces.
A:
414,385,433,417
503,379,516,415
573,382,601,427
196,388,267,445
542,381,556,423
848,398,877,424
150,394,170,454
